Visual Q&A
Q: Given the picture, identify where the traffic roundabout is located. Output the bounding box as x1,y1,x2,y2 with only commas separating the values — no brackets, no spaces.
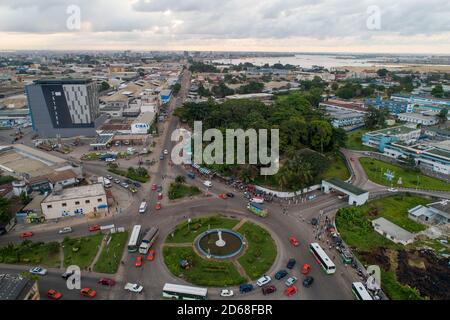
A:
162,215,278,287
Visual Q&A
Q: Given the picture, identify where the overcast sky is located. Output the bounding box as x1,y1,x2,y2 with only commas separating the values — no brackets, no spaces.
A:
0,0,449,53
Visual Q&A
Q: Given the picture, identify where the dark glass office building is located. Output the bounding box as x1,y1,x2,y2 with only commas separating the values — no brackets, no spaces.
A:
26,79,106,138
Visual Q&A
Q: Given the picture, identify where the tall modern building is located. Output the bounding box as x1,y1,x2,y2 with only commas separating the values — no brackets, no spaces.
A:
26,79,106,138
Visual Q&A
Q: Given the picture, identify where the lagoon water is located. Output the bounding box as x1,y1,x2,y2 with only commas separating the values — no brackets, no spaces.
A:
212,54,403,69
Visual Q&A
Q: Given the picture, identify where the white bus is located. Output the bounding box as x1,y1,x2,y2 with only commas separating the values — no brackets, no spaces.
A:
127,225,142,253
309,242,336,274
139,202,148,214
162,283,208,300
352,282,373,300
139,227,159,254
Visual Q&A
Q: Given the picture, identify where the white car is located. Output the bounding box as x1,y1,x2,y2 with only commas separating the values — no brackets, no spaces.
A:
203,180,212,188
285,276,298,287
163,149,169,155
220,289,234,297
114,179,121,184
106,175,113,180
58,227,73,234
256,275,272,287
29,267,47,276
121,183,129,189
388,188,398,192
124,283,144,293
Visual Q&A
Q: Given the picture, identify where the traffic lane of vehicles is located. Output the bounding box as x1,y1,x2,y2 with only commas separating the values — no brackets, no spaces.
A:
0,265,113,300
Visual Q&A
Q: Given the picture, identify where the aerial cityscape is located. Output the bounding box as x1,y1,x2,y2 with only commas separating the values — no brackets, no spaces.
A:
0,0,449,305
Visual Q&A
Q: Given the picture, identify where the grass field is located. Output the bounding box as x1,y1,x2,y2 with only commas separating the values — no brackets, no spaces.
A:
94,231,128,274
360,158,450,191
63,234,103,269
237,222,277,280
163,246,246,286
168,182,201,200
322,153,351,181
0,241,60,267
360,195,428,233
346,129,377,151
166,215,240,244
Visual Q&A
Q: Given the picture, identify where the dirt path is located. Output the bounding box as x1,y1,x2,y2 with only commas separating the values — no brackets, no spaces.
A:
232,218,248,231
88,234,108,271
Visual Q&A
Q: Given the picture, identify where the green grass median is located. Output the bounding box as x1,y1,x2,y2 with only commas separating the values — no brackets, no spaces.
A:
94,231,128,274
63,234,103,269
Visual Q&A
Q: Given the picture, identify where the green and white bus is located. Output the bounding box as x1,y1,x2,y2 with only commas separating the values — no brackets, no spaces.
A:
162,283,208,300
309,242,336,274
127,225,142,253
352,282,373,300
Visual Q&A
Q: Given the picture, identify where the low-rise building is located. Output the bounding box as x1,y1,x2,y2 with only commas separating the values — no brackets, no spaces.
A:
371,217,415,245
0,274,40,300
362,125,421,152
408,200,450,225
41,184,108,220
397,112,439,126
131,112,156,135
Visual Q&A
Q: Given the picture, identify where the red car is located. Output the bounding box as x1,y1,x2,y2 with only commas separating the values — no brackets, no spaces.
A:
151,184,157,191
284,285,298,297
80,288,97,298
301,263,311,275
157,193,163,200
155,202,161,210
218,194,227,200
147,249,156,261
135,256,143,267
289,236,299,247
47,289,62,300
20,232,34,238
89,225,101,232
98,278,116,286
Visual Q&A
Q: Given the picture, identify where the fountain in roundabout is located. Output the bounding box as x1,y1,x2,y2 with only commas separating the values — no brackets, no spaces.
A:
196,229,245,259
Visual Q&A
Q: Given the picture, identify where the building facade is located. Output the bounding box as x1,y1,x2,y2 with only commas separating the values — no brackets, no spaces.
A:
41,184,108,220
26,79,106,138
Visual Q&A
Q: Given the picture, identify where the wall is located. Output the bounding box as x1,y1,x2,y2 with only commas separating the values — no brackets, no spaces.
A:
41,195,108,220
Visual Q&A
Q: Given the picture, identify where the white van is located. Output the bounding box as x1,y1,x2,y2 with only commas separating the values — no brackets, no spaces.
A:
203,180,212,188
139,202,148,214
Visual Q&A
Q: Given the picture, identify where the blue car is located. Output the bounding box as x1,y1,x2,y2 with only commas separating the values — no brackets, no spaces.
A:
239,284,254,294
275,269,288,280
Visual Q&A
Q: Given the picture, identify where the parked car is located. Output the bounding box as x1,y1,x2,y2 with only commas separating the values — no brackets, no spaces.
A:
151,184,157,191
220,289,234,297
289,236,299,247
301,263,311,275
97,278,115,286
135,256,143,267
47,289,62,300
262,285,277,295
160,154,165,160
388,188,398,193
29,267,47,276
286,258,296,269
156,186,163,193
285,276,298,287
124,283,143,293
155,202,162,210
106,175,113,180
114,179,121,184
147,249,156,261
303,276,314,288
129,187,138,193
256,275,272,287
61,270,74,279
58,227,73,234
275,270,288,280
239,284,254,294
120,182,129,189
157,193,163,200
284,285,298,297
226,193,234,198
21,232,33,238
163,149,169,155
89,225,101,232
133,182,142,188
80,288,96,298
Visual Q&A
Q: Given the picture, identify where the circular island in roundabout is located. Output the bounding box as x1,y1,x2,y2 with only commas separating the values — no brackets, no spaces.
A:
163,215,278,287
